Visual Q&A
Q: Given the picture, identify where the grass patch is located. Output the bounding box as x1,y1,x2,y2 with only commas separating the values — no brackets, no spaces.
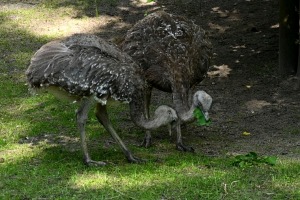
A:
0,1,300,199
288,128,300,135
1,145,300,199
283,126,300,135
232,152,277,167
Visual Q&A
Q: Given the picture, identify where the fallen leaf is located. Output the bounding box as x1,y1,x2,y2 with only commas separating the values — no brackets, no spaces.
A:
193,108,211,126
207,64,232,78
242,131,251,136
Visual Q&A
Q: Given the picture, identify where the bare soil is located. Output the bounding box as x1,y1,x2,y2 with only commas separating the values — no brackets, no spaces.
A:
117,0,300,158
12,0,300,159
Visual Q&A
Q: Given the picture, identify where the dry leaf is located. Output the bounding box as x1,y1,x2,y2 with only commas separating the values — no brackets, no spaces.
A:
207,64,232,78
242,131,251,136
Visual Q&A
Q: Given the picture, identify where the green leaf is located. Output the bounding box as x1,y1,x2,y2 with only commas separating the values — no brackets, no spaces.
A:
232,152,277,167
248,152,258,159
263,156,277,166
193,108,211,126
239,161,246,168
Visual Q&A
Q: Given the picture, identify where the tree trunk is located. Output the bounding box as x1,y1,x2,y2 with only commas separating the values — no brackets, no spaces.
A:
279,0,299,76
298,0,300,75
297,0,300,89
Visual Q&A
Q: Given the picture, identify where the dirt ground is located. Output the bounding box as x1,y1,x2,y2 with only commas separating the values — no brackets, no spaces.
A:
8,0,300,158
116,0,300,158
99,0,300,159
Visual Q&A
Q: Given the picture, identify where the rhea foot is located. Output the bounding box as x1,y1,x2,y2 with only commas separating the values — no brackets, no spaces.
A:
84,159,107,167
126,153,147,164
176,143,195,152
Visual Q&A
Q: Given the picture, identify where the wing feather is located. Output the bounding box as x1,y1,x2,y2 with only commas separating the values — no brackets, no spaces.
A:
26,34,144,102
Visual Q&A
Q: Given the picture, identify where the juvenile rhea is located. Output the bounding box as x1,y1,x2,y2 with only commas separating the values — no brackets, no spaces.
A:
26,34,180,166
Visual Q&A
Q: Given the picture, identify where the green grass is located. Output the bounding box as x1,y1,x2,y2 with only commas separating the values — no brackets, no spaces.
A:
0,1,300,199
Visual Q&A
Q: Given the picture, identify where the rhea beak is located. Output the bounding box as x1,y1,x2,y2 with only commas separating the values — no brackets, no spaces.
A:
203,111,210,121
197,102,210,122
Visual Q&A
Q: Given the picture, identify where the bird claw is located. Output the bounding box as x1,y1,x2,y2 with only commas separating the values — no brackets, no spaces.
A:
176,143,195,152
127,154,147,164
84,159,107,167
139,136,152,148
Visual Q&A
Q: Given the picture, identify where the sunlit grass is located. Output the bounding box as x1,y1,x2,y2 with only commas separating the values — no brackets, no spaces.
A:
2,142,299,199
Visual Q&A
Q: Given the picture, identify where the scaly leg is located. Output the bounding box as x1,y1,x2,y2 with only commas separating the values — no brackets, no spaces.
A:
172,89,195,153
95,103,144,163
76,97,106,166
175,119,194,152
140,87,152,148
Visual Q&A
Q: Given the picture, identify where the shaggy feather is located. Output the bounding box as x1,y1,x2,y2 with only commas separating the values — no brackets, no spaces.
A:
121,11,212,118
26,34,144,103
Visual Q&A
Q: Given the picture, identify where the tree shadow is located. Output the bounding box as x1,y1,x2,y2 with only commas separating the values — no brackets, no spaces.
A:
1,144,300,199
37,0,158,39
0,13,49,75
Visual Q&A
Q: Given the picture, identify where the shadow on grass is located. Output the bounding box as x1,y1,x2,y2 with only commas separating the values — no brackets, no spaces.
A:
43,0,155,18
36,0,158,40
0,12,49,76
1,143,300,199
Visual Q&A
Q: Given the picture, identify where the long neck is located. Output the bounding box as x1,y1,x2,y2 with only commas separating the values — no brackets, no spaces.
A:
172,92,196,123
178,102,197,123
129,93,167,130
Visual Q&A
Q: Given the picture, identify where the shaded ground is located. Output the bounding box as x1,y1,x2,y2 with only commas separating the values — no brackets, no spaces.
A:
130,0,299,159
4,0,300,159
155,0,300,158
110,0,300,159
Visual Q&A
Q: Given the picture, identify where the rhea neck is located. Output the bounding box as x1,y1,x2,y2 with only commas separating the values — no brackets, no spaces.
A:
178,101,197,123
129,92,170,130
172,91,196,123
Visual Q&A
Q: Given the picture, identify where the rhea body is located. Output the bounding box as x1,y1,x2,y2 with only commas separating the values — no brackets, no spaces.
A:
121,11,213,149
26,34,179,166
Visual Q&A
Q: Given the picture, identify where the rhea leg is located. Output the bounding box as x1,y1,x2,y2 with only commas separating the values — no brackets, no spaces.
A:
140,87,152,148
76,97,106,166
95,103,143,163
172,90,195,152
175,120,194,152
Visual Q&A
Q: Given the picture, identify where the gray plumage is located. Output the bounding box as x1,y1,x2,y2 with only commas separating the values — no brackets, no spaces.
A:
27,34,143,103
26,34,179,165
121,11,212,149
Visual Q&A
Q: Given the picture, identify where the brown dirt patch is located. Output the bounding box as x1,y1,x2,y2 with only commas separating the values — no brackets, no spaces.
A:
123,0,300,159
